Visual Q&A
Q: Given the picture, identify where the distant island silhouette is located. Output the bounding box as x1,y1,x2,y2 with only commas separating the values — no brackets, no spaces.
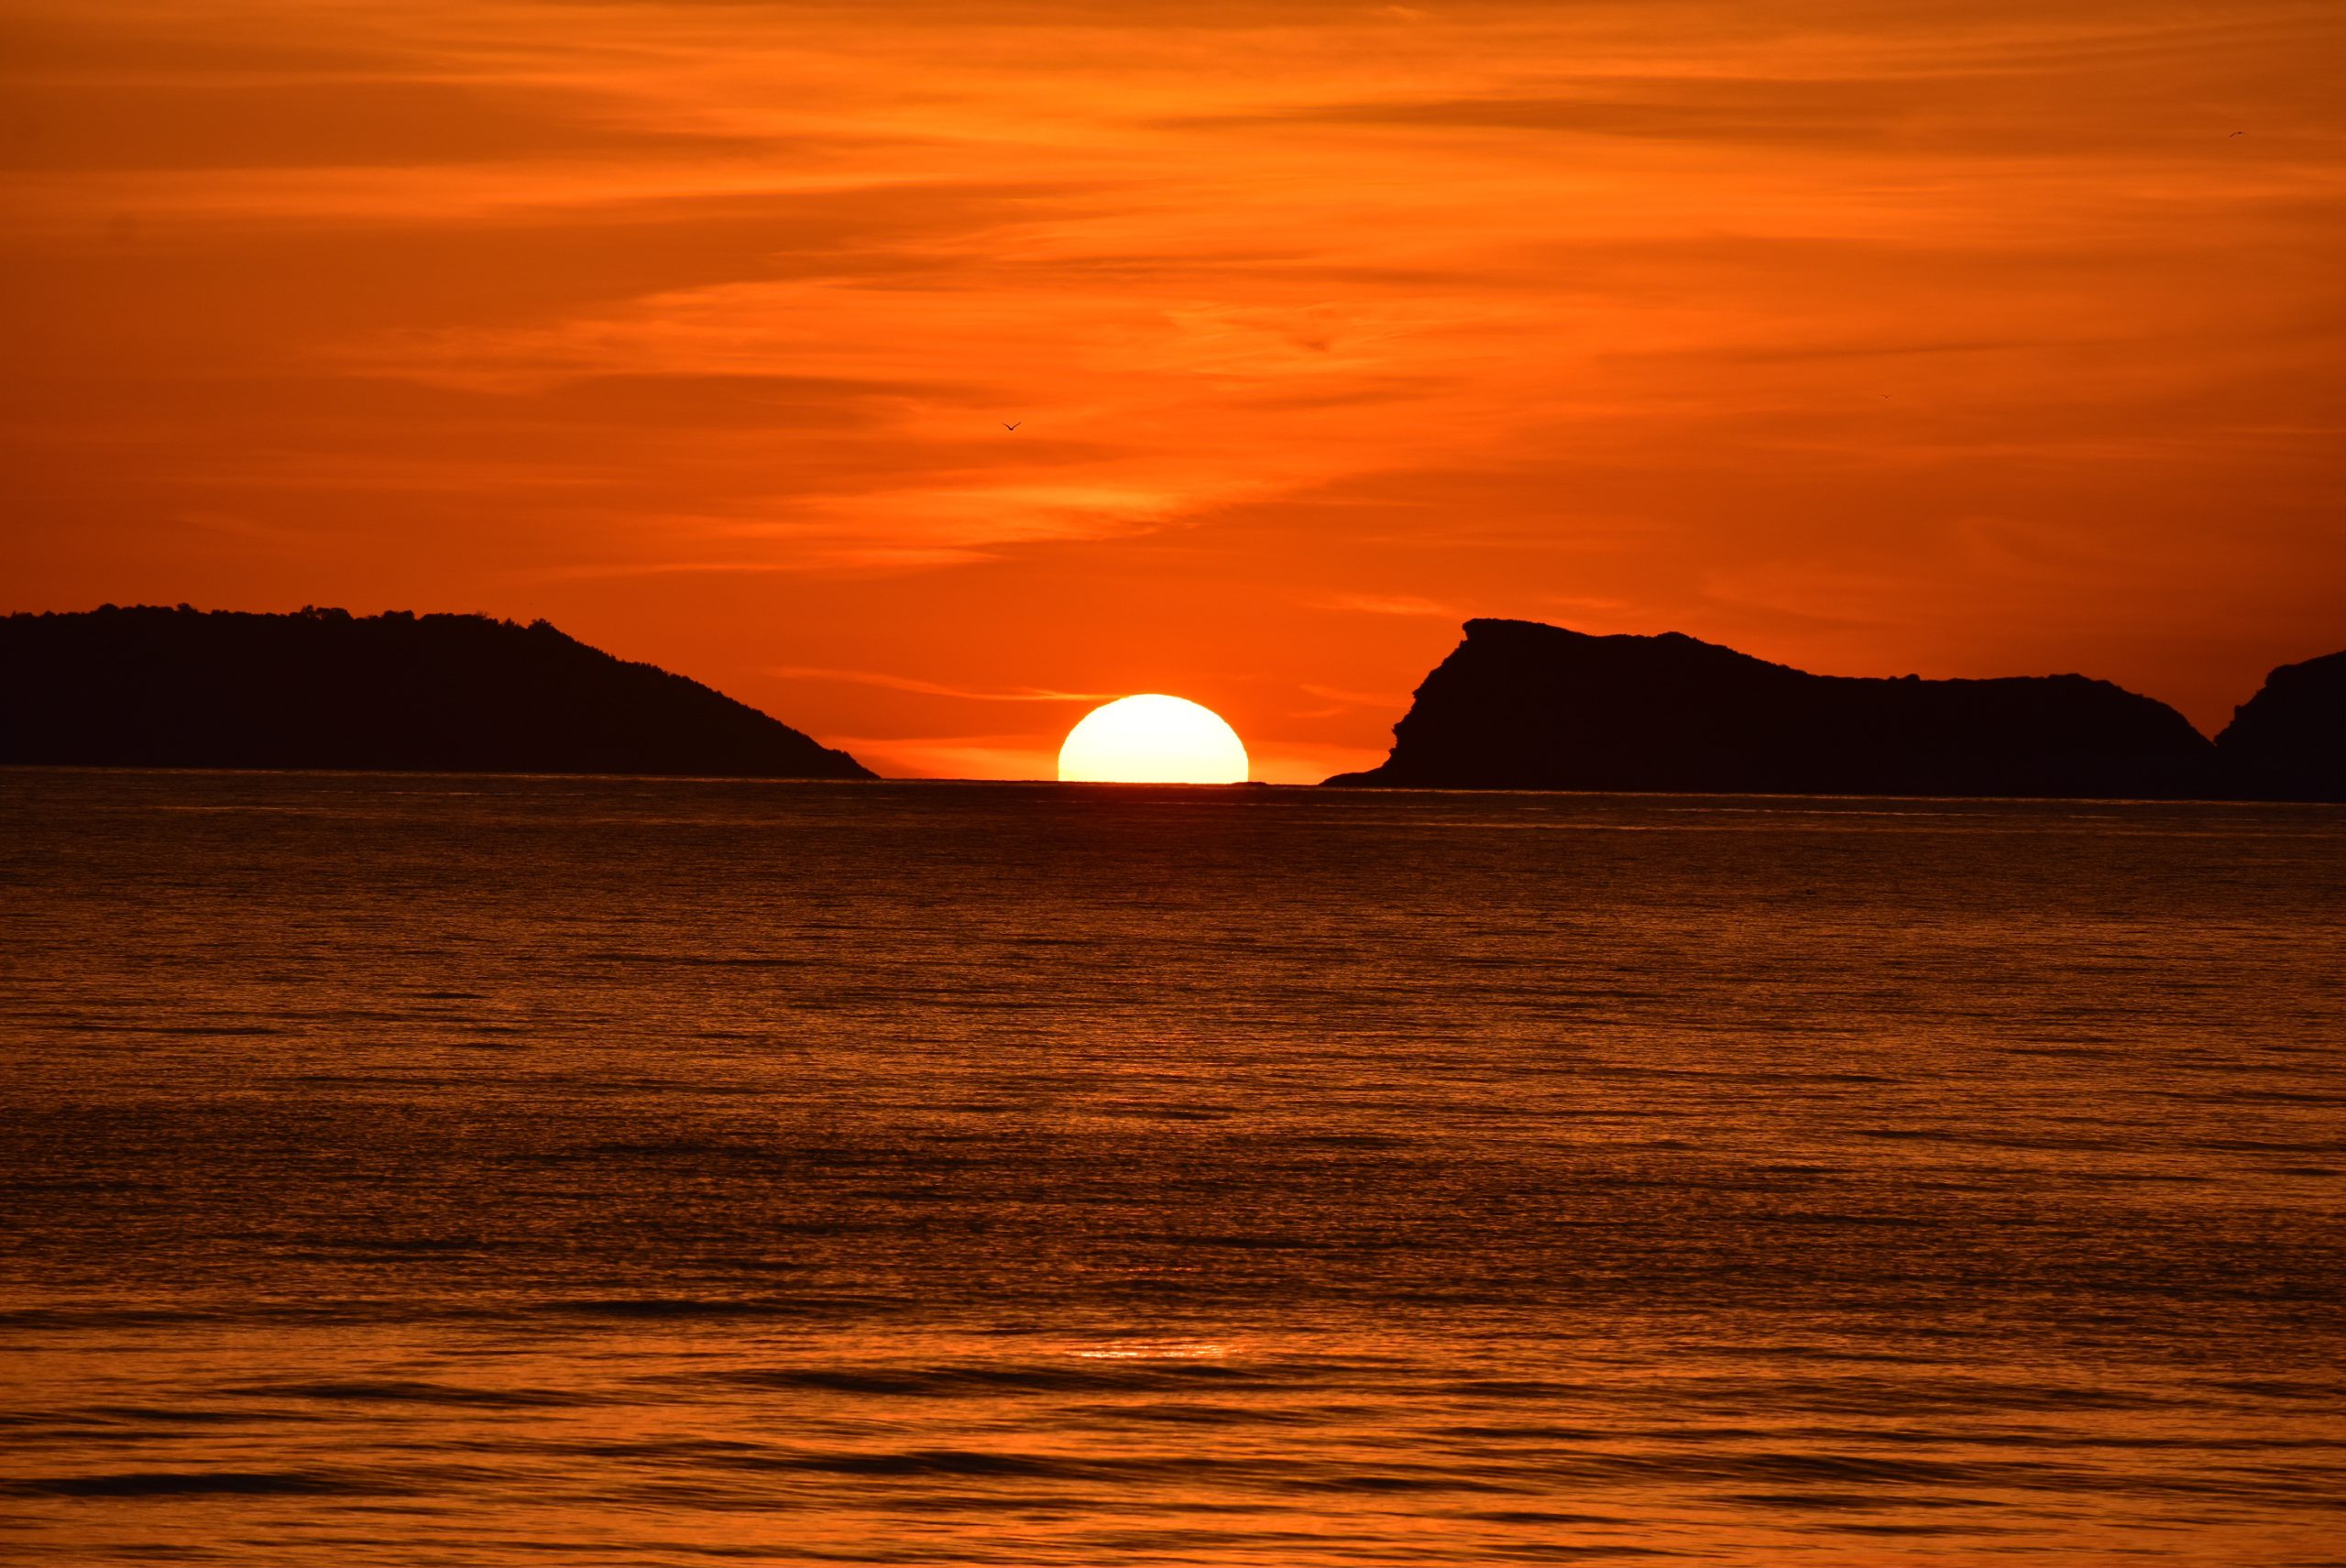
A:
1327,619,2344,802
0,606,873,779
7,605,2340,798
2214,649,2346,803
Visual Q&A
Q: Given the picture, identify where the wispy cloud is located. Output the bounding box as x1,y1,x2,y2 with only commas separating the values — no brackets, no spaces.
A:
828,735,1060,782
768,666,1114,703
1316,593,1463,619
1299,682,1412,708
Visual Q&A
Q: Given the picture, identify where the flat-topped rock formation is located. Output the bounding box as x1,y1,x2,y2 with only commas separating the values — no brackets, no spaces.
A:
2215,650,2346,803
1325,619,2221,798
0,605,874,779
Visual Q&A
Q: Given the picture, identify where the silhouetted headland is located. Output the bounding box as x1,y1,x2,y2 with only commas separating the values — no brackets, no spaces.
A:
2214,649,2346,803
1325,619,2276,799
0,605,873,778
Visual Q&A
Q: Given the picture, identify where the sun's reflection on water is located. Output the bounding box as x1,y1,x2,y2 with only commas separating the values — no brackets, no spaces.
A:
1066,1342,1232,1362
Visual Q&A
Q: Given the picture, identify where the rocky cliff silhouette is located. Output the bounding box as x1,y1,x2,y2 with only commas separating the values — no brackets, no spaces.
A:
0,605,874,779
1325,620,2229,798
2215,650,2345,803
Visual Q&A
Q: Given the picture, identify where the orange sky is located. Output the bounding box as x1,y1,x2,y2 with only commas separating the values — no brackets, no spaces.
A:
4,0,2341,779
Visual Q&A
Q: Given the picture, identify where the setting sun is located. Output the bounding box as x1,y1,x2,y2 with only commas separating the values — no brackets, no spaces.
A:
1058,696,1248,784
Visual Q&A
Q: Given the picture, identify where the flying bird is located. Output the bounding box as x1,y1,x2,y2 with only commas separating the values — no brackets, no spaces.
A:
1003,420,1022,432
2231,130,2245,137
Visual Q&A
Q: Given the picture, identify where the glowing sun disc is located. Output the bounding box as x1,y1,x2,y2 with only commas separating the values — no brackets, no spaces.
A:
1058,695,1249,784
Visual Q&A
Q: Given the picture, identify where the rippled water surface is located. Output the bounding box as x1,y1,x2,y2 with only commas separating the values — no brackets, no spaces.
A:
3,769,2342,1564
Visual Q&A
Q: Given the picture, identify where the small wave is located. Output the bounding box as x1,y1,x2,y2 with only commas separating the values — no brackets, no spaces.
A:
0,1307,239,1331
1093,1399,1306,1427
1827,1520,1972,1536
705,1359,1264,1398
1290,1470,1518,1494
2202,1377,2343,1402
243,1378,591,1409
1725,1490,1957,1513
7,1470,370,1498
788,1447,1080,1479
78,1403,309,1427
553,1295,896,1321
1617,1451,1993,1490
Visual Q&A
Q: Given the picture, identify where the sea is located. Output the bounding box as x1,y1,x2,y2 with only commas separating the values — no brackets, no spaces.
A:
2,769,2341,1565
